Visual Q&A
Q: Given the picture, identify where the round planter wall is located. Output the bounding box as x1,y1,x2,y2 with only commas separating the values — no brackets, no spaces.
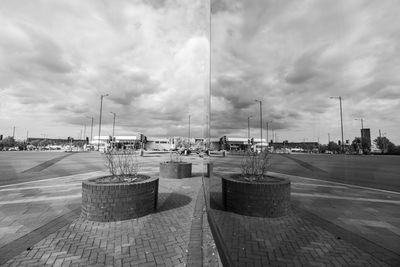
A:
222,174,291,218
159,162,192,179
82,176,159,222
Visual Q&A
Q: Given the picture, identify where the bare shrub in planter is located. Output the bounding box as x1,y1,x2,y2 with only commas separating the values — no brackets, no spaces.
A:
240,150,270,181
102,150,142,183
82,149,158,222
222,150,291,217
159,151,192,179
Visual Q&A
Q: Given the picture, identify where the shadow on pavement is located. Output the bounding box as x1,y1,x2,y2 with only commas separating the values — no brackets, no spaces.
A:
156,193,192,213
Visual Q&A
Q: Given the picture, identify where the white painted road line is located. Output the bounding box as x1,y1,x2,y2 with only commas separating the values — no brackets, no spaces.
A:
0,194,82,205
270,171,400,195
292,192,400,205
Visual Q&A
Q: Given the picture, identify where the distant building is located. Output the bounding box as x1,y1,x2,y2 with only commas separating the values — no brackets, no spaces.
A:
146,137,171,151
361,128,371,151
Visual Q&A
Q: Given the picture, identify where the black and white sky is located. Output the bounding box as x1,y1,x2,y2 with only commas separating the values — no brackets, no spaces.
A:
1,0,399,144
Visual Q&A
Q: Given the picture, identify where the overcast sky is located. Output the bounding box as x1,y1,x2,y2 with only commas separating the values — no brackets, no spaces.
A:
0,0,209,140
1,0,399,145
211,0,400,145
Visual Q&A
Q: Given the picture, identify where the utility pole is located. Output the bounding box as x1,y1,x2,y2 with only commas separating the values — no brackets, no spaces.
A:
98,94,109,151
87,116,94,143
248,115,252,140
330,96,344,153
188,114,191,141
255,100,263,152
83,124,86,140
110,112,116,149
110,112,116,138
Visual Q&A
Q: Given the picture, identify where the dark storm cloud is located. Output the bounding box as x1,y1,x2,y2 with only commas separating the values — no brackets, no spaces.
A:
212,74,265,109
108,71,163,106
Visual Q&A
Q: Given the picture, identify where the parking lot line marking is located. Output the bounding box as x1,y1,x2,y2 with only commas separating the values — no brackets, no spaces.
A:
292,192,400,204
269,171,400,195
0,171,106,189
0,194,82,205
0,183,82,192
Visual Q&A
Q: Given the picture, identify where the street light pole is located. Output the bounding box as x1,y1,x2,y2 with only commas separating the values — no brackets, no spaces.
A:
110,112,116,138
247,115,252,149
266,121,272,146
97,94,108,151
110,112,116,149
87,116,94,143
330,96,344,153
255,100,263,152
188,114,191,141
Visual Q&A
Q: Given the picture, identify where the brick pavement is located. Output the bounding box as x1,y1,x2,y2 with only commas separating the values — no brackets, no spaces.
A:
209,208,392,266
2,176,220,267
208,170,400,266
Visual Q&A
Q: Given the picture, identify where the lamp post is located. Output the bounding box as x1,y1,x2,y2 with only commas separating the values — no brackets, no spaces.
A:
266,121,272,146
247,115,252,149
110,112,116,149
188,114,191,141
355,118,364,152
247,115,252,140
330,96,344,153
255,100,263,152
86,116,94,143
97,94,108,151
110,112,116,138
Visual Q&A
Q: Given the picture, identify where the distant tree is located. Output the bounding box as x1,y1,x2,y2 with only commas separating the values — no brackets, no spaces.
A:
327,141,340,153
175,137,190,149
374,136,396,154
319,144,328,153
0,136,16,148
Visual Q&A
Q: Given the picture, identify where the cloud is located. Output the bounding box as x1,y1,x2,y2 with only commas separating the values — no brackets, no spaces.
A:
210,0,400,144
0,0,209,139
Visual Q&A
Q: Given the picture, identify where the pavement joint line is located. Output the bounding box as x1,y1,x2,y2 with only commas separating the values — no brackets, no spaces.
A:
0,170,163,190
291,182,348,189
0,194,82,205
0,171,106,189
269,171,400,195
291,192,400,205
0,184,82,192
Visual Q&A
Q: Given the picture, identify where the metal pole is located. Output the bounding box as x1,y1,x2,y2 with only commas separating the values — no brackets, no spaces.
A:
339,96,344,153
188,114,191,140
83,124,86,140
330,96,344,153
260,102,262,152
247,117,250,140
110,112,116,137
13,126,15,139
98,94,108,151
266,122,269,145
255,100,262,152
90,117,94,142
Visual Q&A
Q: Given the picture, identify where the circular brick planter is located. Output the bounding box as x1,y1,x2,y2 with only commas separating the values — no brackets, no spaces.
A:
159,162,192,179
82,176,159,222
222,174,291,217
